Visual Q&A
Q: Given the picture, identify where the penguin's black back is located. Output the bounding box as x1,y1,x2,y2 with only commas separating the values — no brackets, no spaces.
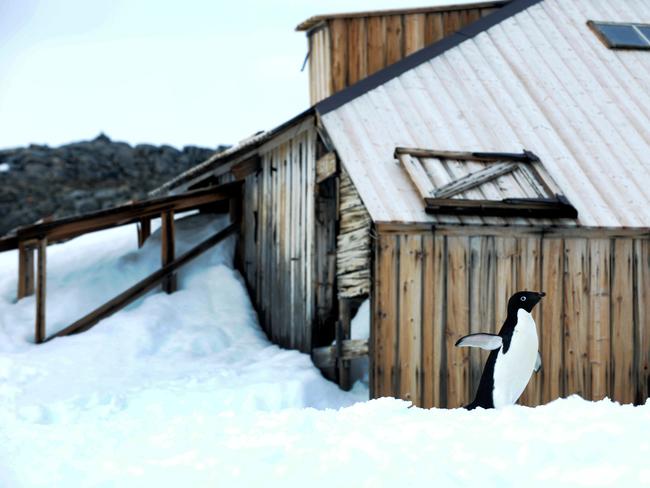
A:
464,314,518,410
465,349,498,410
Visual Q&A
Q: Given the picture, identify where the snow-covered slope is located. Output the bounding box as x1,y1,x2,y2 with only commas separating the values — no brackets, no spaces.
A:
0,214,648,487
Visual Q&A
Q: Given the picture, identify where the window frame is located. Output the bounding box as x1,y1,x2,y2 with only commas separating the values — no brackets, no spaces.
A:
587,20,650,50
394,148,579,219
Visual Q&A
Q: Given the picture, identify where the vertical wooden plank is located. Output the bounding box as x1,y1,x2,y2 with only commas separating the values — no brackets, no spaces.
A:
161,210,176,294
279,147,289,346
347,18,367,86
468,236,493,399
589,239,611,400
404,13,426,56
540,238,564,403
322,27,332,102
35,238,47,344
635,240,650,404
385,15,403,66
433,234,447,407
137,218,151,248
367,16,386,75
446,235,470,408
442,11,462,36
338,298,352,390
18,241,35,299
298,139,307,351
308,33,316,106
422,233,446,408
273,147,282,343
373,233,398,398
258,156,268,331
230,195,243,272
518,237,543,406
305,129,316,352
265,152,274,338
495,237,517,328
424,13,445,44
611,239,634,404
290,138,299,351
421,233,434,407
467,8,482,23
398,234,423,405
563,238,589,399
330,19,348,94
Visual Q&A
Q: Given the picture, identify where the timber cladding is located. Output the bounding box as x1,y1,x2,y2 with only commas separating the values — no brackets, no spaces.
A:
240,123,318,353
372,230,650,408
306,4,500,104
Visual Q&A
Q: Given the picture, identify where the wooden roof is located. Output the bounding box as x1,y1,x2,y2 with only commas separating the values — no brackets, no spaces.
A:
295,1,509,32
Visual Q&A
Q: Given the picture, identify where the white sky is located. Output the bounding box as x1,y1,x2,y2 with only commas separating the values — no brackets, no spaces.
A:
0,0,476,149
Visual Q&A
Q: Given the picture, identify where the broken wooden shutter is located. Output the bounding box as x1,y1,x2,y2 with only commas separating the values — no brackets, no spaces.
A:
394,147,578,219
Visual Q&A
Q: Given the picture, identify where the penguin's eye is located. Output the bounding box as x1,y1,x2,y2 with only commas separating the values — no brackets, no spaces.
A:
520,296,527,301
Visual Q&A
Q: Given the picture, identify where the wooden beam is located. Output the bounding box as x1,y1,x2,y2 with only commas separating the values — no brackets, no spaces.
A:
425,197,579,219
432,162,517,198
398,153,436,199
0,234,18,253
312,339,369,368
394,147,534,163
35,238,47,344
337,298,352,390
17,240,36,299
231,156,260,181
45,223,238,341
316,152,337,183
137,218,151,248
14,182,241,244
161,211,176,294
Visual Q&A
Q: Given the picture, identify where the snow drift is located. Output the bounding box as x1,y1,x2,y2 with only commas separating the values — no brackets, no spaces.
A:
0,213,647,487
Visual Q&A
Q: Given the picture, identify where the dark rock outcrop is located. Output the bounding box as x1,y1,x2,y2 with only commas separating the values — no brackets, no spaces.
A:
0,134,228,235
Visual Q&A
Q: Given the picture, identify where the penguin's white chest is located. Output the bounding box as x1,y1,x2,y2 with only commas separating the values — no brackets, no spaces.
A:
492,309,538,408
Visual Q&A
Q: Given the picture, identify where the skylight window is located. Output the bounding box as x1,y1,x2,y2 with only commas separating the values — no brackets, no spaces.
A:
588,21,650,50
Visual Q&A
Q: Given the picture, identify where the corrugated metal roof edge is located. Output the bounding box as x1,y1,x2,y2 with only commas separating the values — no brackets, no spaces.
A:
316,0,543,116
150,107,315,196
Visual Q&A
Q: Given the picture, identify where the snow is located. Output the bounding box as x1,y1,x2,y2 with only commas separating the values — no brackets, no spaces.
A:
0,213,648,487
0,163,9,172
349,298,370,386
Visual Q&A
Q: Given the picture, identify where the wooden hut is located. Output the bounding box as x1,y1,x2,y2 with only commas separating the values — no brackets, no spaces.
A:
153,0,650,408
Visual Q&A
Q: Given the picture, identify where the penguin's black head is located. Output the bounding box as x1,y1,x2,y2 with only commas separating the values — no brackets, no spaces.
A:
508,291,545,314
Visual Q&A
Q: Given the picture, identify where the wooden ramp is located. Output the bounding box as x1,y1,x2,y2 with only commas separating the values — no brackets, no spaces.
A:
0,183,241,343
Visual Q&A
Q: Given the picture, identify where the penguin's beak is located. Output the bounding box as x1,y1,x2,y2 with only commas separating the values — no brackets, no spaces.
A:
538,292,546,298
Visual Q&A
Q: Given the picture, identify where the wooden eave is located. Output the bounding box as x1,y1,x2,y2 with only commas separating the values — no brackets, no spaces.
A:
296,1,509,32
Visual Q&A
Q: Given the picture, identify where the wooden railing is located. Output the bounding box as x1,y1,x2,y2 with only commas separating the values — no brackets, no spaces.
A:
45,222,238,341
0,182,241,343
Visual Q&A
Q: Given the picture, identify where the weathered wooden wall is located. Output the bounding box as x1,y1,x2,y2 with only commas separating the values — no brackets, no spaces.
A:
337,167,372,298
372,229,650,407
240,122,318,352
307,4,502,104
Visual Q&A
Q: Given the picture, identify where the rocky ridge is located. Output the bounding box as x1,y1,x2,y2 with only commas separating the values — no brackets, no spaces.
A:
0,134,227,235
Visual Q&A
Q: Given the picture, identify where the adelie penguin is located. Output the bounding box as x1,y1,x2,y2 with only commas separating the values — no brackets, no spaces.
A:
455,291,545,410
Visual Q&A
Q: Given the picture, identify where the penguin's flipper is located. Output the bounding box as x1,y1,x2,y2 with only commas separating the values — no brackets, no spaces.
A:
534,351,542,373
454,333,502,350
